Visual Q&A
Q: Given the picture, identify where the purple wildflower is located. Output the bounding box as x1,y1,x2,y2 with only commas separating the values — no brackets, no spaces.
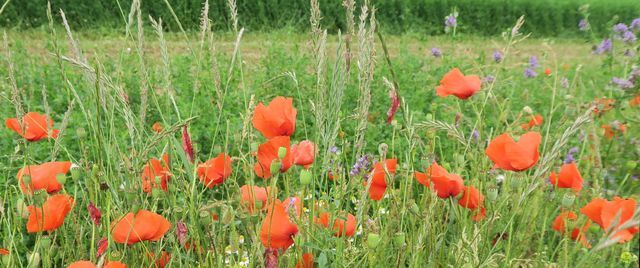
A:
631,18,640,31
493,50,503,63
622,31,636,44
524,68,538,78
564,147,579,164
593,39,612,54
445,14,457,29
431,47,442,58
568,147,579,155
578,19,590,31
483,74,495,84
613,23,628,34
471,130,480,142
329,146,339,154
349,154,373,178
611,77,634,89
529,56,539,68
560,77,569,88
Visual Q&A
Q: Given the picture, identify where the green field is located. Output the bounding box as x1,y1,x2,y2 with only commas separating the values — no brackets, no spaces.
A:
0,1,639,267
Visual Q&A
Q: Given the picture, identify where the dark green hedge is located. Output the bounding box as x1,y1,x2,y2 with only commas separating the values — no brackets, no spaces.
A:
1,0,639,36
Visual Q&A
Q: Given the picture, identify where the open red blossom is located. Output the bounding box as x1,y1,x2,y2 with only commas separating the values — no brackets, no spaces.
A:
182,126,194,163
103,261,127,268
27,194,74,233
112,210,171,245
316,212,357,237
68,261,96,268
252,96,297,139
0,248,9,255
580,197,638,243
551,211,591,247
549,162,584,193
387,85,400,123
291,140,315,168
87,202,102,225
5,112,59,141
140,154,171,193
485,132,541,172
367,159,397,200
458,186,486,221
254,136,293,179
259,200,299,251
17,161,72,194
152,122,163,133
240,185,271,213
602,123,626,139
296,253,314,268
520,114,543,130
197,153,232,188
414,162,464,199
436,68,482,99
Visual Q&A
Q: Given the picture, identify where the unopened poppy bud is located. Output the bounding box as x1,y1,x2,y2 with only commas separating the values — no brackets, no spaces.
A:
277,147,287,159
250,142,259,152
378,143,388,157
174,207,184,215
16,199,29,219
27,252,40,268
367,233,381,249
522,106,533,115
561,192,575,208
625,160,637,170
55,174,67,185
38,237,52,249
487,187,499,201
270,160,281,175
394,232,406,246
110,250,122,259
76,127,86,138
300,169,312,185
70,166,81,181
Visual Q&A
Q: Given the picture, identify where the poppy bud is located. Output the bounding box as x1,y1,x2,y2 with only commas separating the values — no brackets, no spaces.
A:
522,106,533,115
367,233,381,249
378,143,388,157
625,160,637,170
55,174,67,185
110,250,122,259
487,187,499,201
174,207,184,215
250,142,259,152
278,147,287,159
300,169,312,185
70,166,82,181
561,192,575,208
76,127,86,138
27,252,40,268
38,237,52,249
16,199,29,219
270,160,281,176
394,232,406,246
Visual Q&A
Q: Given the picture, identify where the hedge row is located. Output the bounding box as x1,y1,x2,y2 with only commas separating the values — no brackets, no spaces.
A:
1,0,639,36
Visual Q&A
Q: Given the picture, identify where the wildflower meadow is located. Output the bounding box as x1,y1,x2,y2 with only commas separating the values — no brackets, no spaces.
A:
0,0,639,267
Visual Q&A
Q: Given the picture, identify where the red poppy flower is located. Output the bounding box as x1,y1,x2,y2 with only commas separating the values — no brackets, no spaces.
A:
291,140,315,168
197,153,232,188
549,162,583,193
252,96,297,139
296,253,314,268
414,162,464,199
68,261,96,268
254,136,293,179
544,68,552,76
147,251,170,268
592,97,615,115
5,112,59,141
485,132,541,171
316,212,356,237
367,159,397,200
27,194,74,233
630,95,640,107
112,210,171,245
240,185,270,213
88,202,102,226
103,261,127,268
152,122,163,133
17,161,72,194
520,114,543,130
457,186,486,221
602,123,626,139
551,211,591,247
140,154,171,193
435,68,482,99
259,200,299,251
580,197,638,243
0,248,8,255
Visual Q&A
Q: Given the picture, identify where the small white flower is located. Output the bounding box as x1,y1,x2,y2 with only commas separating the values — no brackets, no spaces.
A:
496,175,505,184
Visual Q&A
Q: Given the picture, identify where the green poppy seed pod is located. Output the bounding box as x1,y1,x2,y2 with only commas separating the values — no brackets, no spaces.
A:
55,174,67,185
33,190,48,206
199,210,212,224
522,106,533,115
561,192,576,208
367,233,381,249
300,170,312,185
174,207,184,215
277,147,287,159
27,252,40,268
625,160,637,170
394,232,406,246
250,142,259,152
487,187,499,201
270,160,281,175
38,237,52,249
70,166,81,181
16,199,29,219
76,127,86,139
110,250,122,259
